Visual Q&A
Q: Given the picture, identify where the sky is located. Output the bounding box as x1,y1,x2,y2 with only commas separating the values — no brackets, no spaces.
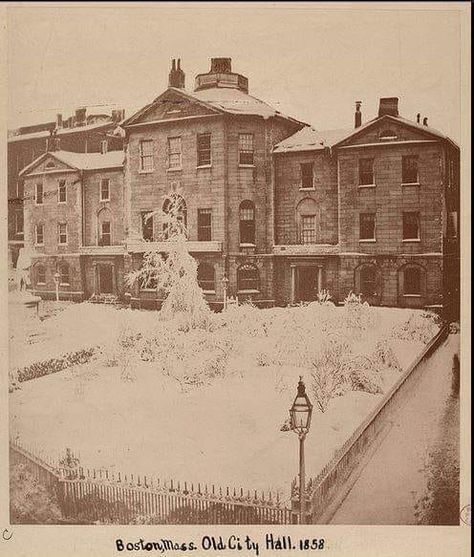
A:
7,3,465,142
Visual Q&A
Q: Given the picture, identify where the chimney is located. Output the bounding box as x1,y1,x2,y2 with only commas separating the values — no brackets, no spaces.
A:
56,113,63,129
111,108,125,123
47,129,60,152
416,113,421,124
423,117,428,126
378,97,399,118
355,101,362,128
210,57,232,73
75,107,87,126
168,58,185,89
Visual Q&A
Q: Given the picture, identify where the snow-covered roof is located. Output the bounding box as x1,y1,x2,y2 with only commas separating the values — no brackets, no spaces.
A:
20,150,124,176
274,113,459,154
273,126,351,153
8,120,117,143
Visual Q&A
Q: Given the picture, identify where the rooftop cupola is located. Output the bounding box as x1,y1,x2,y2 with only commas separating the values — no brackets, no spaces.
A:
194,57,249,93
168,58,185,89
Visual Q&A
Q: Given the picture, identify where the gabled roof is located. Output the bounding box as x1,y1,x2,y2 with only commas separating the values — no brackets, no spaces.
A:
273,126,351,153
274,114,459,154
122,86,307,127
19,150,124,177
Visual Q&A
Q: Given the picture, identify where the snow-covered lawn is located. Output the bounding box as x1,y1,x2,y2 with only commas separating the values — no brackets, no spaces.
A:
9,300,440,503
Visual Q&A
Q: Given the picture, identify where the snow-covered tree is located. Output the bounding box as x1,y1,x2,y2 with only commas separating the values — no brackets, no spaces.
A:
125,193,211,330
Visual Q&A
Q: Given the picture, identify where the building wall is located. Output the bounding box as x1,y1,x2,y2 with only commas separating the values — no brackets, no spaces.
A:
274,150,339,245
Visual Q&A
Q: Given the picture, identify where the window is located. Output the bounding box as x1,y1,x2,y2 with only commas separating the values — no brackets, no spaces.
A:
359,158,374,185
35,224,44,245
237,264,259,292
359,265,378,297
402,155,419,184
296,198,318,244
197,133,211,166
58,180,67,203
379,129,397,140
239,133,254,165
100,221,111,246
300,163,314,189
403,212,420,240
15,211,24,235
359,213,376,241
100,179,110,201
35,183,43,204
301,215,316,244
59,265,70,286
404,266,422,296
36,265,46,285
58,223,67,245
141,211,154,241
168,137,182,169
197,263,215,292
239,200,255,244
197,209,212,241
139,140,154,172
101,139,108,155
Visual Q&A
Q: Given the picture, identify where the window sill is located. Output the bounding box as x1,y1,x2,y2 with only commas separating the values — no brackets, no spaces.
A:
138,170,154,175
58,243,68,247
100,198,110,203
202,290,216,295
359,239,376,243
238,164,255,169
403,294,422,298
358,184,376,189
167,167,183,173
240,243,256,248
35,244,44,247
36,282,46,286
237,289,260,294
402,238,421,243
59,283,70,287
141,288,157,292
58,201,67,205
299,187,316,191
196,164,212,169
401,182,420,187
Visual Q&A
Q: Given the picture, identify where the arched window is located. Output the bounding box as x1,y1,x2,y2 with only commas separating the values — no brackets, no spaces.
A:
97,208,112,246
356,263,380,298
237,264,259,292
162,194,187,238
296,198,318,244
197,263,215,292
239,200,255,245
379,129,397,140
36,265,46,285
403,265,422,296
59,263,70,286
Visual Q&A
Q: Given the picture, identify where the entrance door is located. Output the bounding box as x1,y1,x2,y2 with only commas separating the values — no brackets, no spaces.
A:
98,265,114,294
297,267,320,302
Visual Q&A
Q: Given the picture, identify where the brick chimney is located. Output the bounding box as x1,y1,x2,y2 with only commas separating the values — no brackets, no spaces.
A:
378,97,399,118
194,57,249,93
355,101,362,128
46,129,60,152
56,113,63,129
168,58,185,89
75,107,87,126
210,57,232,73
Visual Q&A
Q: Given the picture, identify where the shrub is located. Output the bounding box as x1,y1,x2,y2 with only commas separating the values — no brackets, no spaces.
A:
391,310,441,344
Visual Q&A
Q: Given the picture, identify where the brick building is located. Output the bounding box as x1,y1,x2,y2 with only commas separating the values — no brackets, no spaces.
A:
19,59,460,316
8,107,125,270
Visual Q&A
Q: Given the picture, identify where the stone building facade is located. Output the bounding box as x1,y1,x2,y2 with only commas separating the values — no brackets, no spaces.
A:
19,59,460,317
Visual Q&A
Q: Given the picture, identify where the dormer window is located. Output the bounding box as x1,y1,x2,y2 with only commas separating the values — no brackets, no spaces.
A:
379,129,398,141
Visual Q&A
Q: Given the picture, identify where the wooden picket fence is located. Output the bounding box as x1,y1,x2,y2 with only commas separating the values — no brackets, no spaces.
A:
9,437,294,525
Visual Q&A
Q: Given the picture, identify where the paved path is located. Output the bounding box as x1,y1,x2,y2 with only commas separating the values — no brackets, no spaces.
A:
330,333,460,525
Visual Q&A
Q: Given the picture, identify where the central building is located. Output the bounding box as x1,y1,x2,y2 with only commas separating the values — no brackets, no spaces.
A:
121,58,305,308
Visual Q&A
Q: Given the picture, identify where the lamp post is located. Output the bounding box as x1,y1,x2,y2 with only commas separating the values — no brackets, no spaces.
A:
289,376,313,524
222,275,229,310
53,271,60,302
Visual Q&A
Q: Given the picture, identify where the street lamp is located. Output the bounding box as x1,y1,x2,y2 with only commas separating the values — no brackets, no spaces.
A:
53,271,61,302
289,376,313,524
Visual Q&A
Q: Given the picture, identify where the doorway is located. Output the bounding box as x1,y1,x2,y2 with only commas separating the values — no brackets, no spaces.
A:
296,266,321,302
98,265,114,294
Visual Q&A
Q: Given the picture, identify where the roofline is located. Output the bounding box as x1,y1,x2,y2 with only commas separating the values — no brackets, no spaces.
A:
19,151,124,177
8,120,116,143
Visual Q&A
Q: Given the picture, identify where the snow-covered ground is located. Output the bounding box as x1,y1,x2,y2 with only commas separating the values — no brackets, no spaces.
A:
9,300,439,503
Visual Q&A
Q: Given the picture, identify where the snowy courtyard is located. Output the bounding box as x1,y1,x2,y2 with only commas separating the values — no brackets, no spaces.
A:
9,298,441,503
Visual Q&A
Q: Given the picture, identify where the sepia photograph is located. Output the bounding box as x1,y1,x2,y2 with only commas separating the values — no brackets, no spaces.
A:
2,2,470,555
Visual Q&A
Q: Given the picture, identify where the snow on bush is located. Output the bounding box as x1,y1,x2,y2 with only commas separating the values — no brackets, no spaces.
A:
391,310,441,344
